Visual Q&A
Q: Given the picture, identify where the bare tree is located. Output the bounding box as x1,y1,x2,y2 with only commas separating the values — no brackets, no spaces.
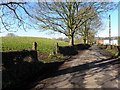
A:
33,2,117,46
76,6,102,44
0,1,118,46
0,1,36,32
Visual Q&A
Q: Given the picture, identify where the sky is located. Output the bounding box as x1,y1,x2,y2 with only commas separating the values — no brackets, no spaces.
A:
97,9,118,37
0,2,119,38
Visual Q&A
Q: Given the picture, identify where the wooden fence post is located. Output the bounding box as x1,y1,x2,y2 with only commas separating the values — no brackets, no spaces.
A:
56,43,59,54
110,45,113,49
105,45,108,49
31,50,38,62
117,46,120,57
32,42,37,50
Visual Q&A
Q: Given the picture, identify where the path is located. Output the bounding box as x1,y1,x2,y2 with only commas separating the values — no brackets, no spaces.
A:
31,45,120,89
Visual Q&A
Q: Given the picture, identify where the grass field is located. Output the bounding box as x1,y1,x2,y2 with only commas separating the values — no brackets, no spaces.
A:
1,36,68,53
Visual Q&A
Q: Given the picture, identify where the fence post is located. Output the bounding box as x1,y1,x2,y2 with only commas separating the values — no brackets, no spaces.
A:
52,43,59,55
31,50,38,62
105,45,108,49
110,45,113,49
117,46,120,57
56,43,59,54
32,42,37,50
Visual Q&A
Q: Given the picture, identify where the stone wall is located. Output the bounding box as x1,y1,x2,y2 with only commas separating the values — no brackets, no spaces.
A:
56,44,91,56
1,50,38,66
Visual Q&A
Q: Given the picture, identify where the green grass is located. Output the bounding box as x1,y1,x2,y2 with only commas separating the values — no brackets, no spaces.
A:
1,36,68,53
106,48,118,56
98,45,119,56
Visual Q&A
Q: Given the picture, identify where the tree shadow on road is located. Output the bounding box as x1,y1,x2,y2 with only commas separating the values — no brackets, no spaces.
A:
48,57,120,79
31,57,120,89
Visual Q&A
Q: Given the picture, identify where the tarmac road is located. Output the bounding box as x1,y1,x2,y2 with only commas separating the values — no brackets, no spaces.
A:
31,45,120,89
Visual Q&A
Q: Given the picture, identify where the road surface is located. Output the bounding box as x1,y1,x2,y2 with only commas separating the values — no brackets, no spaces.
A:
31,45,120,89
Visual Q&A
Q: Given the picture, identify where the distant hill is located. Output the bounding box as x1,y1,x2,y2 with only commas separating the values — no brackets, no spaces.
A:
6,33,17,37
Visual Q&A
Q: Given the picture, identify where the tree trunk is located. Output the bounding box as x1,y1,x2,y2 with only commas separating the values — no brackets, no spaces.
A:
69,35,74,46
83,39,86,44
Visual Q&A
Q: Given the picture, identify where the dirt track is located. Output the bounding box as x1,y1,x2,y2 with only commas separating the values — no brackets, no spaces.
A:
31,45,120,89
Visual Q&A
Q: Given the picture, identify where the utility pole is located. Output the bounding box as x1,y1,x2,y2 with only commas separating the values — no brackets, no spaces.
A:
109,15,111,45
